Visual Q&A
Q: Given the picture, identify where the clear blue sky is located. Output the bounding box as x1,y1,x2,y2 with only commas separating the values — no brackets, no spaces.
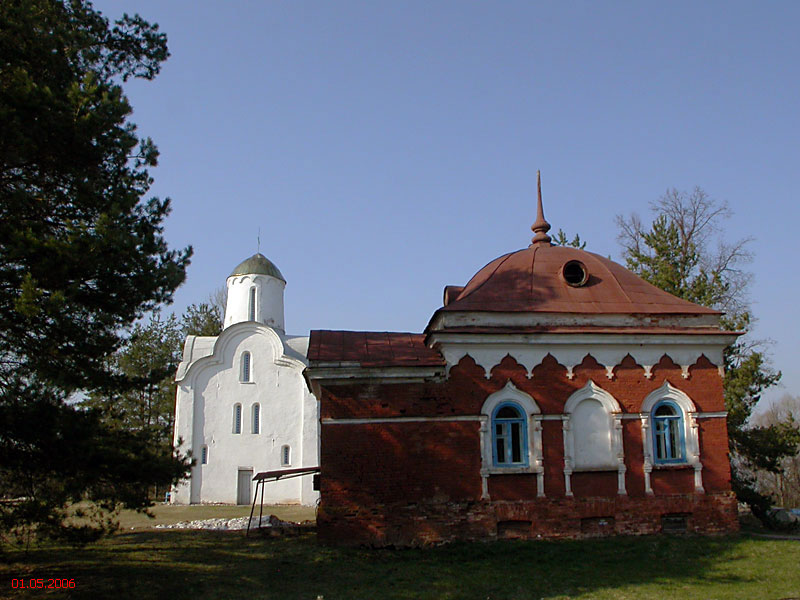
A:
95,1,799,408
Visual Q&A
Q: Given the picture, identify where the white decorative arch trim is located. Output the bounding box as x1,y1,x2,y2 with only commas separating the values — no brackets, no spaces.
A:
639,380,703,494
436,338,732,380
177,322,306,384
562,380,626,496
641,381,697,413
478,380,544,499
481,380,540,416
564,380,622,415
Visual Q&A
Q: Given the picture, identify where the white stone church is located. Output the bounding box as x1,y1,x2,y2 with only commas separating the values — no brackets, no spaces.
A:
171,254,319,506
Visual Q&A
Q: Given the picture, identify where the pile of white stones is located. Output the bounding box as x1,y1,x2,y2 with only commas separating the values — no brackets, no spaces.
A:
155,515,279,531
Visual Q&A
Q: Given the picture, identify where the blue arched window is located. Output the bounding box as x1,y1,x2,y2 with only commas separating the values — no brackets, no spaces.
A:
491,402,528,467
652,400,685,464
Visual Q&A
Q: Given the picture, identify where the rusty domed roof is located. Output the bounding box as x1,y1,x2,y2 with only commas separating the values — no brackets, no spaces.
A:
440,244,718,315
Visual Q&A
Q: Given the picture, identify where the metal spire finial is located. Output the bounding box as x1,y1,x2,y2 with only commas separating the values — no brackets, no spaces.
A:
530,170,552,246
257,227,261,254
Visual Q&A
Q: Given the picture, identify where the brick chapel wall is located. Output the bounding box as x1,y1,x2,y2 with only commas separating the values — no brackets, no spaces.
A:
317,352,737,545
320,421,482,506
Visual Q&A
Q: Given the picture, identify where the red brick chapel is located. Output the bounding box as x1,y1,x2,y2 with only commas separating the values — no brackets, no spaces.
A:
306,178,740,546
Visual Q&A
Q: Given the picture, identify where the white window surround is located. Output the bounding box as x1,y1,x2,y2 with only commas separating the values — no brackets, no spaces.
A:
639,381,703,494
562,381,626,496
479,380,544,500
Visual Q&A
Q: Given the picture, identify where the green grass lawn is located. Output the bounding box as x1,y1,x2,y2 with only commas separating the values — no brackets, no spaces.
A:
3,528,799,600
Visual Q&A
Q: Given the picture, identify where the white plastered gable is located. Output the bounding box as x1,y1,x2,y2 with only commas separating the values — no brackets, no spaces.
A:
178,322,306,385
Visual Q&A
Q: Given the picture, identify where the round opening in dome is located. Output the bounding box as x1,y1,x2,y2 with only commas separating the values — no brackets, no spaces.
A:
562,260,588,287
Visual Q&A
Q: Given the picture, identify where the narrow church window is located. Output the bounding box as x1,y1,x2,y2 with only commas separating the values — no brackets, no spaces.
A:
492,403,528,467
241,352,251,382
248,287,257,321
234,403,242,434
201,445,208,464
252,403,260,434
281,445,291,466
652,401,685,463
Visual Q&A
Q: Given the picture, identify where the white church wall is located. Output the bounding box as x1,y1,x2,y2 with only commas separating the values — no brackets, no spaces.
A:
300,383,320,505
171,383,194,504
172,322,319,506
172,254,319,507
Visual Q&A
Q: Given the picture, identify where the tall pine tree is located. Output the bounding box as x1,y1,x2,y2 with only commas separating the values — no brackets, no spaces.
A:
0,0,191,546
81,313,184,498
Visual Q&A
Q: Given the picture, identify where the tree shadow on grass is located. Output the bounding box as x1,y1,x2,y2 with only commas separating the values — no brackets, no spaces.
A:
3,530,799,600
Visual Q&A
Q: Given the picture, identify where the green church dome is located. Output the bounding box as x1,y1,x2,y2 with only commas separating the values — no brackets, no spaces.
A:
229,253,286,282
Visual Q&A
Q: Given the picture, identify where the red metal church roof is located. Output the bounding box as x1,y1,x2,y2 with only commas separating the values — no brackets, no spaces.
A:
438,244,719,316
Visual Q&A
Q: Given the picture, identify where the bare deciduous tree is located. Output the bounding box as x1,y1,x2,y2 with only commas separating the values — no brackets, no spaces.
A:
210,286,228,322
616,187,753,315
